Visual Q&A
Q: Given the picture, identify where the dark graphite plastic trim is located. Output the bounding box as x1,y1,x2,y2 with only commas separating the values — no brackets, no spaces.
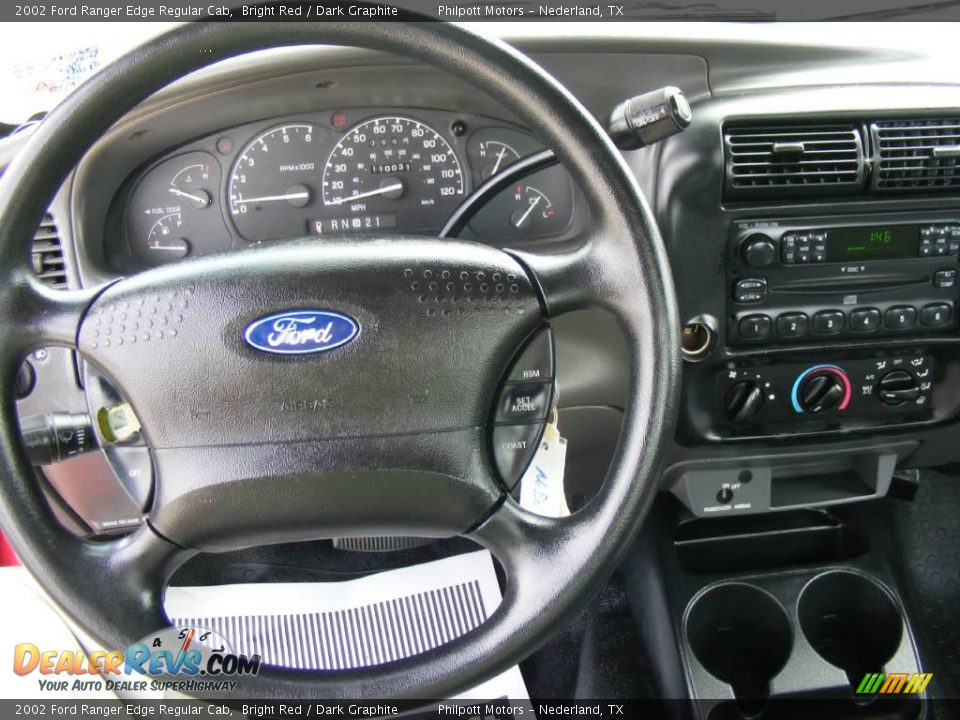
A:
0,21,679,699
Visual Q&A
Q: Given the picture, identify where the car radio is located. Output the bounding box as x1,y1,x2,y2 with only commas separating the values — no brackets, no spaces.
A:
728,214,960,346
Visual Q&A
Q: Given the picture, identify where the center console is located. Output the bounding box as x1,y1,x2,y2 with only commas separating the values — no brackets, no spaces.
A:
712,212,960,441
671,212,960,518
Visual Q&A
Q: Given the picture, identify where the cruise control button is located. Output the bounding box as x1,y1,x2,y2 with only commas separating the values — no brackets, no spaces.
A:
921,303,953,328
492,424,544,490
496,383,552,423
812,310,844,335
849,308,881,333
776,313,808,338
738,314,771,340
506,327,554,383
885,306,917,330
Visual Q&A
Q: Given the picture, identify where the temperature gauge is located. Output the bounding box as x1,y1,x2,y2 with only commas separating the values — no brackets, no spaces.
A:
126,151,229,267
168,163,212,209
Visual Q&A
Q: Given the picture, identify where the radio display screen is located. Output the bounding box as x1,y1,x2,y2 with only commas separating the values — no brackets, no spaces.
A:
826,225,919,262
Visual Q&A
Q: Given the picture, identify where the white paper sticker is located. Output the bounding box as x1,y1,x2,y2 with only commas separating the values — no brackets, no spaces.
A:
519,423,569,517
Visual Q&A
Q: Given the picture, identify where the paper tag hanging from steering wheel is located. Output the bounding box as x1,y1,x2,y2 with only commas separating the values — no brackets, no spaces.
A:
519,418,569,517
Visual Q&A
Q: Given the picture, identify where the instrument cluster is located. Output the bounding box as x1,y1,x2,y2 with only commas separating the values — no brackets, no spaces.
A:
117,108,579,269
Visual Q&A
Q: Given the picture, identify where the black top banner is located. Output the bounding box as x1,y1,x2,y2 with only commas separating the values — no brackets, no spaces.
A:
5,0,960,22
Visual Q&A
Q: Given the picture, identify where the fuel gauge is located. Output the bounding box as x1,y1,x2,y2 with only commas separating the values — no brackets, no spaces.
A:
510,184,556,230
146,213,190,259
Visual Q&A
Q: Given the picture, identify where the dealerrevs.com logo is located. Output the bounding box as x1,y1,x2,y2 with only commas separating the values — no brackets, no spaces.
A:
13,626,261,693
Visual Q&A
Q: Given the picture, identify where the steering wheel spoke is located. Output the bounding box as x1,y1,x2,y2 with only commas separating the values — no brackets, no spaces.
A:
0,276,102,357
506,224,643,319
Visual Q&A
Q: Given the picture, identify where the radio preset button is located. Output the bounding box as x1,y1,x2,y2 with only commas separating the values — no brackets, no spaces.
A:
921,303,953,328
739,314,771,339
812,310,844,335
934,269,957,288
885,305,917,330
849,308,881,332
776,313,808,338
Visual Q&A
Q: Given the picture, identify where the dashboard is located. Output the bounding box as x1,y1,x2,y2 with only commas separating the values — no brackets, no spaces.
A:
7,26,960,537
108,108,580,271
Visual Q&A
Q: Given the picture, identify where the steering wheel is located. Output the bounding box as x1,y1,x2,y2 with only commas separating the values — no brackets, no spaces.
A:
0,21,678,699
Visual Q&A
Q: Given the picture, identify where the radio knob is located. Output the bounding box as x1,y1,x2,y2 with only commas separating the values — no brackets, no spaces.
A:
725,380,764,423
741,234,776,268
799,370,846,413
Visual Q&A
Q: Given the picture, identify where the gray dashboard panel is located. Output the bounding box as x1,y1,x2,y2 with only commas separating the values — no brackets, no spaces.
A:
4,30,960,533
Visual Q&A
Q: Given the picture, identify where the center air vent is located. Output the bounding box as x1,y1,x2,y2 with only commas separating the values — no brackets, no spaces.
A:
724,124,866,200
871,118,960,192
31,213,67,289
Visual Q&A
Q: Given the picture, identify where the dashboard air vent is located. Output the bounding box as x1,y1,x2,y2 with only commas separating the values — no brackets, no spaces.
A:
31,213,67,289
870,118,960,192
724,123,865,200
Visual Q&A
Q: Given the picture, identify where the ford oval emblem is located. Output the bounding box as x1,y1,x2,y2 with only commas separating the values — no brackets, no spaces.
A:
243,309,359,356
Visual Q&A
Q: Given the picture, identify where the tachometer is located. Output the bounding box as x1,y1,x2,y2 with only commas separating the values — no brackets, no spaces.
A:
319,116,465,235
228,123,330,242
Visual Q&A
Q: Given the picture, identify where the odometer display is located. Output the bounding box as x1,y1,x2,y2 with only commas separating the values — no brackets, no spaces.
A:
321,116,465,232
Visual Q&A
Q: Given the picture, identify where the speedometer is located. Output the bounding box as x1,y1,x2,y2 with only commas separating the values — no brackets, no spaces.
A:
319,116,465,235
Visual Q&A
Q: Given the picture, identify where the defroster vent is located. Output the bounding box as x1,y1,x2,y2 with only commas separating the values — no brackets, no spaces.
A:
724,123,866,200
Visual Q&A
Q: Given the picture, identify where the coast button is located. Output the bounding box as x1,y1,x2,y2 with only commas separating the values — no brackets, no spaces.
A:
492,424,544,490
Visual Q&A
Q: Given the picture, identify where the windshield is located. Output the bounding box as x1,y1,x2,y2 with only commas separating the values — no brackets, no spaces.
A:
1,20,958,126
0,22,177,125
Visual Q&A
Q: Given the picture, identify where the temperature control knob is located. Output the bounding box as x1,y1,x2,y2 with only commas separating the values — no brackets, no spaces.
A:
725,380,764,423
791,365,851,414
741,234,776,268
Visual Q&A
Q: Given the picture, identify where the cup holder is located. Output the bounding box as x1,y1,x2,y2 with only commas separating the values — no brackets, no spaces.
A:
686,583,793,700
798,571,903,682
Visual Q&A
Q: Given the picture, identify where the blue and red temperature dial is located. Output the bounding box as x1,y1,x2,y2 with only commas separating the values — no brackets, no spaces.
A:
791,364,852,414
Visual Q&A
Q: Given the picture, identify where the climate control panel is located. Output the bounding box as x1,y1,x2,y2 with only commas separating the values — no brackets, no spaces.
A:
717,353,933,435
